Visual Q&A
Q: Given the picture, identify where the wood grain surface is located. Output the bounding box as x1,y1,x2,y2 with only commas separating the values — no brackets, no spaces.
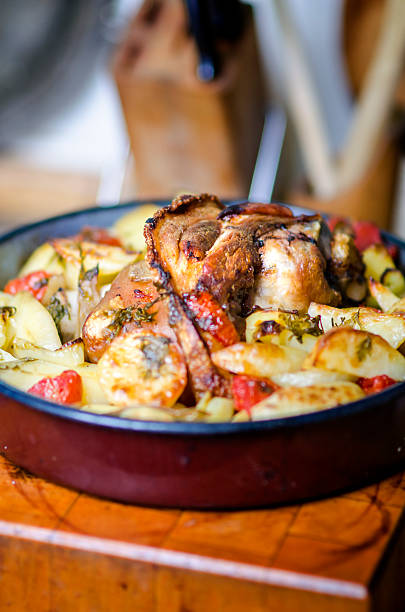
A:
0,453,404,611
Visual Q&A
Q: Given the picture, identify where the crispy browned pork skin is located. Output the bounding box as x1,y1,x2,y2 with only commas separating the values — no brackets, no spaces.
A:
83,194,362,401
145,195,343,316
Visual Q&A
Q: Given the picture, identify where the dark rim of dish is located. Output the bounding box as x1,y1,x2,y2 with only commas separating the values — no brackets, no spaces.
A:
0,200,404,436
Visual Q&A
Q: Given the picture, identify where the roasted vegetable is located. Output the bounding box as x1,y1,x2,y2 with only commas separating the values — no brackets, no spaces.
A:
303,328,405,380
51,239,140,288
308,302,405,349
12,338,85,366
0,290,61,350
113,204,160,251
245,310,323,345
212,342,306,378
367,279,399,312
231,375,277,412
4,270,52,301
97,330,187,407
0,358,106,404
357,375,397,395
250,382,365,420
28,370,83,405
183,291,239,350
362,244,405,296
18,243,64,278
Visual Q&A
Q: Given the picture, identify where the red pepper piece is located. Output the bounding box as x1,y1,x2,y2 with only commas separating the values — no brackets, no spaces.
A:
75,226,123,247
327,216,348,233
4,270,52,301
232,375,278,413
357,375,397,395
184,291,239,347
28,370,83,405
352,221,382,253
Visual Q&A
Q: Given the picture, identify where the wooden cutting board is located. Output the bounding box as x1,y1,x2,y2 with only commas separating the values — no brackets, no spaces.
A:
0,453,404,611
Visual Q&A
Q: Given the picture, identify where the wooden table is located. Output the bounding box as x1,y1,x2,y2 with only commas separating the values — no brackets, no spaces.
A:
0,454,404,611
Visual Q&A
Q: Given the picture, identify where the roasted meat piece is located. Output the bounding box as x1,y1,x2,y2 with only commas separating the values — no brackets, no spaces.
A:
146,195,342,316
82,259,230,399
84,194,361,405
145,193,224,294
252,217,341,312
82,260,175,363
220,204,340,312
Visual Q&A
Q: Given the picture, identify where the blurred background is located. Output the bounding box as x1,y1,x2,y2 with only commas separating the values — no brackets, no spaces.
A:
0,0,404,233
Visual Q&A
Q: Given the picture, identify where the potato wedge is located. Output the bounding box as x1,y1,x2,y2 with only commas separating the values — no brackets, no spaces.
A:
308,302,405,349
368,279,398,312
113,204,159,251
389,297,405,315
212,342,306,377
0,348,16,362
0,359,107,404
362,244,405,296
250,382,365,420
354,310,405,349
11,338,85,366
19,242,64,277
245,309,322,344
303,328,405,380
0,368,42,392
270,369,355,387
81,403,122,415
97,330,187,407
265,329,318,353
381,268,405,297
120,405,175,422
0,291,61,350
51,239,140,288
198,397,235,423
232,410,250,423
307,303,359,331
0,303,18,349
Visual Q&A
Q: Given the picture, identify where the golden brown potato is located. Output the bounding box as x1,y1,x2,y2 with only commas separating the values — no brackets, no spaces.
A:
308,302,405,349
0,291,61,350
0,359,107,404
97,330,187,407
11,338,85,366
362,244,405,296
51,239,139,288
307,303,358,331
270,369,354,387
368,279,398,312
303,328,405,380
245,309,322,347
211,342,306,377
250,382,365,420
18,243,64,277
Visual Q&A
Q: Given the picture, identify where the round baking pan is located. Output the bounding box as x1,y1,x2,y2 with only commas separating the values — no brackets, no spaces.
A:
0,201,404,508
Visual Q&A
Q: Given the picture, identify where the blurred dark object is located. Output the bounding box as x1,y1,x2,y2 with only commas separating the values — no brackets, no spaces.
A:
183,0,245,81
0,0,114,147
113,0,266,199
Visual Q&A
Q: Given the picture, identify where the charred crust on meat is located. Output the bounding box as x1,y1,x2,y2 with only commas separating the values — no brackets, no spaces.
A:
218,202,294,220
179,220,221,261
145,194,223,233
